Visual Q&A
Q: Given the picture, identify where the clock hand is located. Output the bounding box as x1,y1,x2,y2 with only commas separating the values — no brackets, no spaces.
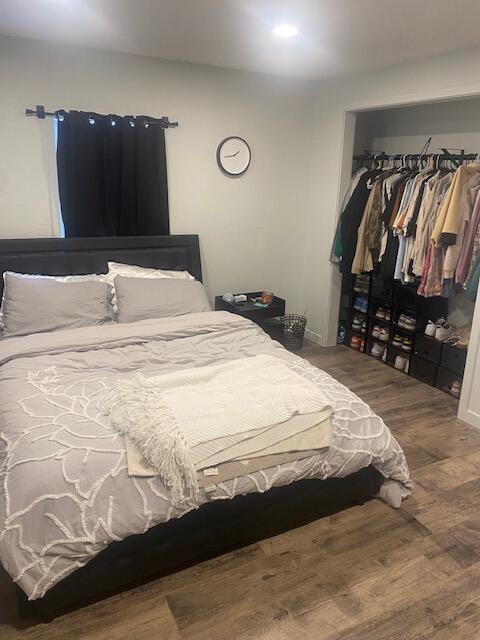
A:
224,151,240,158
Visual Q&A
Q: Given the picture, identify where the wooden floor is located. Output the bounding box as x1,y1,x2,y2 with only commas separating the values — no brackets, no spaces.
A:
2,344,480,639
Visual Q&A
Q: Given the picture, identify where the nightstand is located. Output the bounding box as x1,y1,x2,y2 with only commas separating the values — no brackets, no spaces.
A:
215,292,285,344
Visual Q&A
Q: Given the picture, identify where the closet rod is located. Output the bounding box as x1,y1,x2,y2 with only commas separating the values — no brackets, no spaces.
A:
25,105,178,128
353,152,477,162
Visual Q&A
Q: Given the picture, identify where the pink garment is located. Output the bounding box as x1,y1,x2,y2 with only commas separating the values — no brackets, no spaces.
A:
456,187,480,285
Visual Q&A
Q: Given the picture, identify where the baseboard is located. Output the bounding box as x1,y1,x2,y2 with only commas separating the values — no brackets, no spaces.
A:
304,329,323,345
457,406,480,430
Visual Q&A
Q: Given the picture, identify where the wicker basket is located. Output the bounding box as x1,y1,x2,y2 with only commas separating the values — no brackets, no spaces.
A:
283,314,307,351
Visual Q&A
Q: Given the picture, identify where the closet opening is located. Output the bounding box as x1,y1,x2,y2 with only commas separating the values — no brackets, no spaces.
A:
335,96,480,405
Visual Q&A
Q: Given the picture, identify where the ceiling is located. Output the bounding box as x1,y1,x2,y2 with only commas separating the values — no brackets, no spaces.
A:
2,0,480,80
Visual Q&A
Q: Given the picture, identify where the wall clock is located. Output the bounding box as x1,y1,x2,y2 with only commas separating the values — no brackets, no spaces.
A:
216,136,251,176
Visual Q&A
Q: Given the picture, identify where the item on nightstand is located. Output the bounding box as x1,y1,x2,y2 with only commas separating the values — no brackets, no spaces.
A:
222,292,235,302
234,294,247,304
260,291,273,305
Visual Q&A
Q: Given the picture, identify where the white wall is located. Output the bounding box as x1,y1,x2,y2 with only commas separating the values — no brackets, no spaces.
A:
0,35,315,310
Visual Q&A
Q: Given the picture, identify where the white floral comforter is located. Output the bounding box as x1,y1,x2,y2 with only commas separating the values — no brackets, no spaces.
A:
0,311,411,600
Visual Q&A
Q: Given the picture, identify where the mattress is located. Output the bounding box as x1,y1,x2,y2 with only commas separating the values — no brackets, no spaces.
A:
0,311,411,600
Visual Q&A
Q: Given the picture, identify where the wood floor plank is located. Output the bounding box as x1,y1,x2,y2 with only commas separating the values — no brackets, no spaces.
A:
2,343,479,639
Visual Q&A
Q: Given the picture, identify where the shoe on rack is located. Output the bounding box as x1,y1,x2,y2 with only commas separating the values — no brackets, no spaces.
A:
384,309,391,322
424,320,436,338
352,316,362,331
350,335,362,350
371,342,386,358
401,337,413,352
361,298,368,313
361,320,367,334
394,354,408,372
450,380,462,398
435,323,453,341
379,328,389,342
376,307,386,319
392,334,403,348
398,315,415,331
372,325,381,338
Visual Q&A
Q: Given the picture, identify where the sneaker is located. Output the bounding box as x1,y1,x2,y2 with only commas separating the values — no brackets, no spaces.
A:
372,325,381,338
379,328,389,342
394,354,408,371
392,334,403,348
354,296,366,312
361,320,367,334
424,320,436,337
361,298,368,313
350,335,362,349
384,309,391,321
398,314,415,331
435,323,453,341
376,307,386,319
402,337,413,352
450,380,461,398
371,342,385,358
352,316,362,331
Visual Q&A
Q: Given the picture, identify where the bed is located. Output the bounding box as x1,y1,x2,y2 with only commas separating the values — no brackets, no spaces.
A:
0,235,411,622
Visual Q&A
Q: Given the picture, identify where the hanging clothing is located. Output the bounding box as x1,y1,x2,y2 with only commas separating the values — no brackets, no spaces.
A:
338,169,381,285
330,167,367,263
431,163,480,247
456,187,480,285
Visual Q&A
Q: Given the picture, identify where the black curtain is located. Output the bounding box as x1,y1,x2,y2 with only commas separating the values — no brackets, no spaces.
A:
56,110,169,237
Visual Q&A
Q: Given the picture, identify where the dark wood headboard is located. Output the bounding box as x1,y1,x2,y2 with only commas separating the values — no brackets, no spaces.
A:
0,235,202,297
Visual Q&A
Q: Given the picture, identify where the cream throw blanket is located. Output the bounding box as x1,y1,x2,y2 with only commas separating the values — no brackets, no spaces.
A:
102,354,333,501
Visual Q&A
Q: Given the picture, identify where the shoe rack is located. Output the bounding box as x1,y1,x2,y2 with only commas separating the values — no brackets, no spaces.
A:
341,273,466,396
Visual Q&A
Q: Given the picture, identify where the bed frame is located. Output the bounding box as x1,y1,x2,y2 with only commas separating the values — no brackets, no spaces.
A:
0,235,382,622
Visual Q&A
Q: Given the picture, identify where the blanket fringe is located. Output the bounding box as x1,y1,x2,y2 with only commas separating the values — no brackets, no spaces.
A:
100,375,198,503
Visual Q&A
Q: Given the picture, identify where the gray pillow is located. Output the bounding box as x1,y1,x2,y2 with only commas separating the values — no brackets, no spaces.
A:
2,273,113,337
114,276,211,323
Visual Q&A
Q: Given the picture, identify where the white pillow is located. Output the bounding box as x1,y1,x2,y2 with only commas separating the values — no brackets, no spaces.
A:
107,261,195,281
0,271,113,330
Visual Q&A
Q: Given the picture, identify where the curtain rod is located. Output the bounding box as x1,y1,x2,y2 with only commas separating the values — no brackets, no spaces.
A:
25,105,178,128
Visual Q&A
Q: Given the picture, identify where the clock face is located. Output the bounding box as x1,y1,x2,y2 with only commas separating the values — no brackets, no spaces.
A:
217,136,251,176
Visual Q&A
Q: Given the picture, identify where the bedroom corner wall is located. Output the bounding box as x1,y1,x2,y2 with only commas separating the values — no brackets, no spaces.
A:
0,34,315,311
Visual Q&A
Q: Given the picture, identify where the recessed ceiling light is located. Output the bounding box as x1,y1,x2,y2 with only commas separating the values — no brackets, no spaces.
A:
272,24,299,38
